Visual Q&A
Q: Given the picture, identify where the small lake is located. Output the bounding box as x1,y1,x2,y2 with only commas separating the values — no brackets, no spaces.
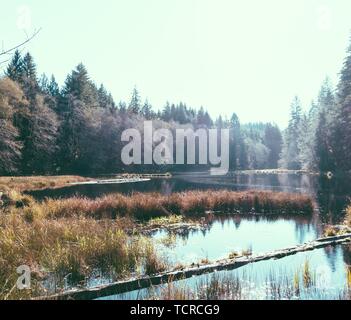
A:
153,215,320,264
99,215,351,300
100,245,350,300
28,172,350,224
29,172,351,299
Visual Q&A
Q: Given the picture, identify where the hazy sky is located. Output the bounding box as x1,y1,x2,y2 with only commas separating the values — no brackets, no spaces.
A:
1,0,350,127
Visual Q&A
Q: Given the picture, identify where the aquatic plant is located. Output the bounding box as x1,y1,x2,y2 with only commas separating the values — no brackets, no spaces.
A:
0,213,165,299
0,176,91,192
346,205,351,227
10,190,314,221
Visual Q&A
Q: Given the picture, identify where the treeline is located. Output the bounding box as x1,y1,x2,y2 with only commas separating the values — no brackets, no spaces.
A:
280,36,351,173
0,50,282,175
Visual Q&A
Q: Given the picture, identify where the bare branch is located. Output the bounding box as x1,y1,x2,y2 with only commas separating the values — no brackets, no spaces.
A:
0,28,42,57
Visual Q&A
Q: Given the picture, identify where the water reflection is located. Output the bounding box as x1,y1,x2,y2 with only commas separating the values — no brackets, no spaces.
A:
27,172,351,224
152,216,318,265
99,246,350,300
28,172,350,300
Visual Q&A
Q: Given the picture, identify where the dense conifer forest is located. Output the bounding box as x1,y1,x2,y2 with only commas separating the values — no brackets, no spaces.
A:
1,35,351,175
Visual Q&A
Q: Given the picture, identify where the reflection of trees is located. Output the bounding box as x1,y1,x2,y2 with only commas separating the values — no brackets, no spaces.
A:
276,173,319,194
294,220,313,244
323,246,341,272
342,244,351,266
316,174,351,224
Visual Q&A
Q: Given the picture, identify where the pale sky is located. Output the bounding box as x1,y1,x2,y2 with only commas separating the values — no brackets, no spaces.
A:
1,0,350,128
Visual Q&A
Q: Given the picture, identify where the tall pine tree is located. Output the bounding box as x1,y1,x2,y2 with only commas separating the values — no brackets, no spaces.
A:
5,50,24,82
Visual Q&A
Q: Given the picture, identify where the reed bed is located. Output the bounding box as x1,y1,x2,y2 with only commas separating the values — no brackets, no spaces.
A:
0,212,166,300
346,205,351,227
17,190,314,221
0,175,91,192
0,189,314,299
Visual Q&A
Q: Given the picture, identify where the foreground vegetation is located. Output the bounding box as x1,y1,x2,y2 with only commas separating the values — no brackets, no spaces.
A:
0,212,167,299
11,190,314,222
146,262,351,300
0,187,315,299
135,260,351,300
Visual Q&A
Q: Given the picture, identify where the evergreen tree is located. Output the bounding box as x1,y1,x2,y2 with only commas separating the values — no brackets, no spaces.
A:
48,75,60,97
229,113,240,170
98,84,115,109
57,64,99,173
203,111,213,128
334,35,351,171
175,103,187,124
315,79,336,171
128,87,141,114
22,53,37,80
264,123,283,168
62,63,98,109
196,106,206,126
315,110,332,171
162,102,172,122
215,115,224,129
280,97,303,169
39,73,49,93
141,99,153,120
118,101,127,113
19,95,58,174
21,53,39,99
5,50,24,82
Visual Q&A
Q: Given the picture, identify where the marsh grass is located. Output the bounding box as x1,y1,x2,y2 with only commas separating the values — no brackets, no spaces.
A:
0,213,166,299
0,188,314,299
324,227,338,237
0,176,91,192
346,205,351,227
146,215,184,229
14,190,314,221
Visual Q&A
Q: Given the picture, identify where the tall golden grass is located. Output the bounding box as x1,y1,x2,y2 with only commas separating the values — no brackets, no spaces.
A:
30,190,314,220
0,189,314,299
0,213,166,299
346,205,351,227
0,175,91,192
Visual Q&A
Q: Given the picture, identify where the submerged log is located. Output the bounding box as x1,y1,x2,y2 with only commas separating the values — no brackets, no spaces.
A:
68,178,151,186
41,233,351,300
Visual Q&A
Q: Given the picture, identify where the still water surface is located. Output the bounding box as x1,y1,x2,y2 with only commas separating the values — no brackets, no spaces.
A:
30,172,351,299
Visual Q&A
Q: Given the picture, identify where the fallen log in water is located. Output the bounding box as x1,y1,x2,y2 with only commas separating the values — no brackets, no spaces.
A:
68,178,151,186
41,233,351,300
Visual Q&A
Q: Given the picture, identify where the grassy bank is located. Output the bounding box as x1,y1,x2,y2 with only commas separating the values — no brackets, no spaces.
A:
16,190,314,221
0,176,91,192
0,212,167,299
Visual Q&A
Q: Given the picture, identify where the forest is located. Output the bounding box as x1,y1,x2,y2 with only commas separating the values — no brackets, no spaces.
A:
0,35,351,176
